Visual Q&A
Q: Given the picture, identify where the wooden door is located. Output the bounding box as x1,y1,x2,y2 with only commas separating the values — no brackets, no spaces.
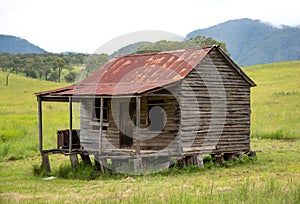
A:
119,103,133,148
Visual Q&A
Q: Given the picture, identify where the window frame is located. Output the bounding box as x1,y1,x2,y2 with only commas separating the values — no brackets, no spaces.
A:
91,98,109,131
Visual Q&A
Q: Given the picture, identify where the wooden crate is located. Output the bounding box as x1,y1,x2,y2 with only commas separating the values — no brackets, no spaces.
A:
57,129,81,149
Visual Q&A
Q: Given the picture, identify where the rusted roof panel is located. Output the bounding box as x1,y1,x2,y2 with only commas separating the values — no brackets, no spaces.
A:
37,47,214,96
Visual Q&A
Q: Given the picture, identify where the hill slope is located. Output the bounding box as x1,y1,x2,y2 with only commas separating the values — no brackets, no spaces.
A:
186,18,300,66
0,34,46,54
244,60,300,138
0,74,69,160
110,41,152,57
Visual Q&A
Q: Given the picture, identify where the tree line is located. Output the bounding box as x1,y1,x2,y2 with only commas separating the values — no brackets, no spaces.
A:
0,52,110,83
137,36,230,56
0,36,229,83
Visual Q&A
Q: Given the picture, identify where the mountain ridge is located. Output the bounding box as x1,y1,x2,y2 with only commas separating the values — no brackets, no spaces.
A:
0,34,46,54
186,18,300,65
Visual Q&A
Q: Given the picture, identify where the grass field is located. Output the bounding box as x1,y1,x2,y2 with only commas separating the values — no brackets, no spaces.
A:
0,74,70,161
245,60,300,139
0,61,300,203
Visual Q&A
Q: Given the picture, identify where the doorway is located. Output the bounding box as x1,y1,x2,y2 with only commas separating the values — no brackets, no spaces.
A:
119,102,133,148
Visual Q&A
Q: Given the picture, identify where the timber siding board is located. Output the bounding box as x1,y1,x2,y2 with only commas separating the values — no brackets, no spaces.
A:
180,49,251,154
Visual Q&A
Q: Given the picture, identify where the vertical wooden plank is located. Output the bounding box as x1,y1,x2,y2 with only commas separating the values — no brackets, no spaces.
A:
37,96,43,153
69,97,73,153
195,154,204,167
178,93,183,155
136,97,141,155
133,158,142,174
42,152,51,172
99,97,103,155
69,154,78,169
99,158,107,174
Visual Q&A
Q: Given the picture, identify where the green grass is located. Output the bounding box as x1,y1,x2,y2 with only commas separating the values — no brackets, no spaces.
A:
0,139,300,203
0,73,71,161
244,60,300,139
0,61,300,203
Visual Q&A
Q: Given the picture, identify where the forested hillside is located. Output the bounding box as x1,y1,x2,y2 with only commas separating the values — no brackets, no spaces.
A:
187,18,300,65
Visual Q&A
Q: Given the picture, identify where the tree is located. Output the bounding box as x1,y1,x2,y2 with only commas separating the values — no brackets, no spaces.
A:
52,57,66,82
12,56,24,74
43,64,52,81
33,56,45,80
188,36,230,56
85,53,110,77
0,54,13,73
137,40,193,53
23,57,34,77
48,71,59,82
64,71,77,83
137,36,230,56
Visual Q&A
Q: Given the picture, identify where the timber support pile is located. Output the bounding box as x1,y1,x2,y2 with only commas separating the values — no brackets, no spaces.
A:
41,149,92,172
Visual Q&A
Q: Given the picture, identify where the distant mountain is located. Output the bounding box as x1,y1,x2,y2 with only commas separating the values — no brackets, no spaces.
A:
186,18,300,66
0,34,46,54
111,41,152,57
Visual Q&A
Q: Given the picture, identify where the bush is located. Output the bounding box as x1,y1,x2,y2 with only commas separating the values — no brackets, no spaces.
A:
57,163,72,179
32,164,50,177
55,162,97,180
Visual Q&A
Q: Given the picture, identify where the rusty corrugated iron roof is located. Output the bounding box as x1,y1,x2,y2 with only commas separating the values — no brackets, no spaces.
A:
37,46,215,96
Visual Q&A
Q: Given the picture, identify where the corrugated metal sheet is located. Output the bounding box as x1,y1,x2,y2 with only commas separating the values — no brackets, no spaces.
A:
37,47,214,96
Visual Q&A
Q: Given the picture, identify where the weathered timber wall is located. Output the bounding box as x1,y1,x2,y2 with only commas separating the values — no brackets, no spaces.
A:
80,91,180,154
180,49,251,155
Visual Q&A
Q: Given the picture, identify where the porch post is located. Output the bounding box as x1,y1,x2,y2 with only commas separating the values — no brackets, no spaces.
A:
37,96,43,153
99,97,103,155
69,97,73,153
136,96,141,155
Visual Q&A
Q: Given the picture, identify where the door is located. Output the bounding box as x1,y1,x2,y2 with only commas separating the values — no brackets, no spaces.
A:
119,102,133,148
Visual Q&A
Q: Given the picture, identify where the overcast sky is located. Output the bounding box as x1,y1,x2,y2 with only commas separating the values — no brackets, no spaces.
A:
1,0,299,53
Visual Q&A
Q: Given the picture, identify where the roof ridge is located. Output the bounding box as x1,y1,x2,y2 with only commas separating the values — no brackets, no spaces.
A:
119,45,215,58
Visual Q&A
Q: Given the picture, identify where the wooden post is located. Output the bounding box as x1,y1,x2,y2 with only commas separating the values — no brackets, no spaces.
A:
69,97,73,153
42,152,51,172
185,156,193,166
177,157,185,169
136,97,140,155
70,154,78,169
99,97,103,155
216,153,224,164
80,154,92,166
38,96,43,153
195,154,204,168
100,159,107,174
133,158,142,174
95,158,108,173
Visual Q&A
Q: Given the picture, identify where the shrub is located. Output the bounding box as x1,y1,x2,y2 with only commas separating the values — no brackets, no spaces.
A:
32,164,50,177
54,162,97,180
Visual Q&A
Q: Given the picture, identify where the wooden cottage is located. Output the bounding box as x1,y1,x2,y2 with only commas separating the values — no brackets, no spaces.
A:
36,45,256,173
